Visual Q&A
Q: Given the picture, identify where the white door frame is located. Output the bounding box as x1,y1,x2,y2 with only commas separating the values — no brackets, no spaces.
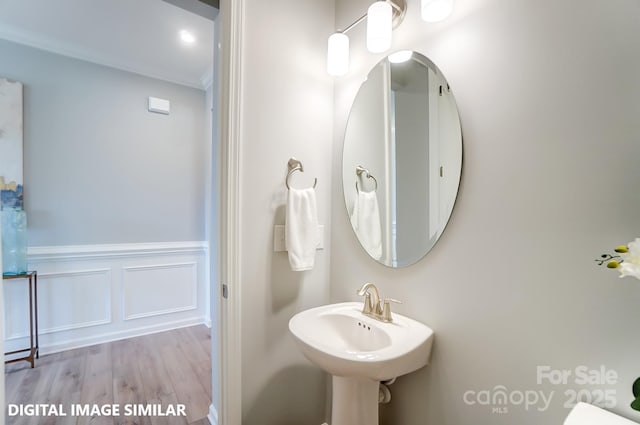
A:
216,0,244,424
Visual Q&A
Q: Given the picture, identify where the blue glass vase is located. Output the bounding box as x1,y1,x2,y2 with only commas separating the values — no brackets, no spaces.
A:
1,207,27,275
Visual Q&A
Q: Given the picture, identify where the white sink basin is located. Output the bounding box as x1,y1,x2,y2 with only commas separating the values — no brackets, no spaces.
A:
289,302,434,380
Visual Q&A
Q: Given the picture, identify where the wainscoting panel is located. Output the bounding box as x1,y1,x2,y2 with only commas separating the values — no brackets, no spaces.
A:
29,268,111,337
3,242,208,355
123,262,197,320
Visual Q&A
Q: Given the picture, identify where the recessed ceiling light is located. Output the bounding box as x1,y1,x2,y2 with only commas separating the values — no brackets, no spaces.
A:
180,30,196,44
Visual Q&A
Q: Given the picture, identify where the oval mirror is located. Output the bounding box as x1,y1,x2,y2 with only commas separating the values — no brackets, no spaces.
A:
342,51,462,268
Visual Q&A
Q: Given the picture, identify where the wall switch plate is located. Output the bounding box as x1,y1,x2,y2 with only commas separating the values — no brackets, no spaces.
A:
274,224,324,252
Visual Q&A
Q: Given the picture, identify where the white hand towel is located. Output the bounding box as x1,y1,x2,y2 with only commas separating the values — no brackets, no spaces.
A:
286,187,319,271
350,190,382,260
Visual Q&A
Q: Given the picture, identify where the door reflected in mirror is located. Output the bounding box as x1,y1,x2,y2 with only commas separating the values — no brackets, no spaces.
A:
342,51,462,268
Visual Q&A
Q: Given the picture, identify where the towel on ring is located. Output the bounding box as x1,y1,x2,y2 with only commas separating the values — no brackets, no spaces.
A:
350,189,382,260
286,187,319,271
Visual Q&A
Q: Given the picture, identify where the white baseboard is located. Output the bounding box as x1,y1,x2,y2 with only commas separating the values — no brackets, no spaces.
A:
38,316,207,356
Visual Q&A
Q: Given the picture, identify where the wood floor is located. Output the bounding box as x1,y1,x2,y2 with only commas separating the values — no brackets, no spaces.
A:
5,325,212,425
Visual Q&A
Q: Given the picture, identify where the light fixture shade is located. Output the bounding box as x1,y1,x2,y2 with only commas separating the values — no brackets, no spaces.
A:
421,0,453,22
388,50,413,63
327,32,349,76
367,1,392,54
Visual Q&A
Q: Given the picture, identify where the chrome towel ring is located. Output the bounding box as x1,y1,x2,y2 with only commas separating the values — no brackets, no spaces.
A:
286,157,318,190
355,165,378,193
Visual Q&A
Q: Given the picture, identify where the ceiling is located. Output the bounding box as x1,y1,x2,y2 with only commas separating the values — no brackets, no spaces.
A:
0,0,216,89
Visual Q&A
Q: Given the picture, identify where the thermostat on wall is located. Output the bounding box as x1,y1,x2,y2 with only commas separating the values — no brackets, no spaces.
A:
148,96,170,115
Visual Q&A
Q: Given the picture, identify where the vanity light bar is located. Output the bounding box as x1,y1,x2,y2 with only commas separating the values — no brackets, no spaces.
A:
327,12,366,77
327,0,454,76
327,0,407,77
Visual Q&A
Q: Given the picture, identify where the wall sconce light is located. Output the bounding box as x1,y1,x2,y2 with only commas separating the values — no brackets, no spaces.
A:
421,0,454,22
327,32,350,77
366,1,393,53
326,0,454,76
327,0,407,76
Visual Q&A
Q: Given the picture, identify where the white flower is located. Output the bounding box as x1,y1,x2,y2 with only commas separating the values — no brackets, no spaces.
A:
618,238,640,280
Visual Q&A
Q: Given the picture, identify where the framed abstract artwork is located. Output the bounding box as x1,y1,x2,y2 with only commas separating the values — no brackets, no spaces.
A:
0,77,24,209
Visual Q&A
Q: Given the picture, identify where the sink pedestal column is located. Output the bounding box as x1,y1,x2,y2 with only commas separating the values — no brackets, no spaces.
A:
331,376,379,425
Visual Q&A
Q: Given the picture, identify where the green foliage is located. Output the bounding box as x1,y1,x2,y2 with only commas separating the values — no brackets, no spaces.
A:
631,378,640,412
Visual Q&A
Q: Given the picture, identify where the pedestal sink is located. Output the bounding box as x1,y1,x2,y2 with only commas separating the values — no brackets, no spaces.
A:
288,302,434,425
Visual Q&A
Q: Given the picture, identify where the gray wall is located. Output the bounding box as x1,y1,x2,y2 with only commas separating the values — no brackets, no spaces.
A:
236,0,335,424
0,39,207,246
331,0,640,424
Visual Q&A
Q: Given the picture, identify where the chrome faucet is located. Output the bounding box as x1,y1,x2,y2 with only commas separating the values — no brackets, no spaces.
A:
356,282,401,323
357,282,382,316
